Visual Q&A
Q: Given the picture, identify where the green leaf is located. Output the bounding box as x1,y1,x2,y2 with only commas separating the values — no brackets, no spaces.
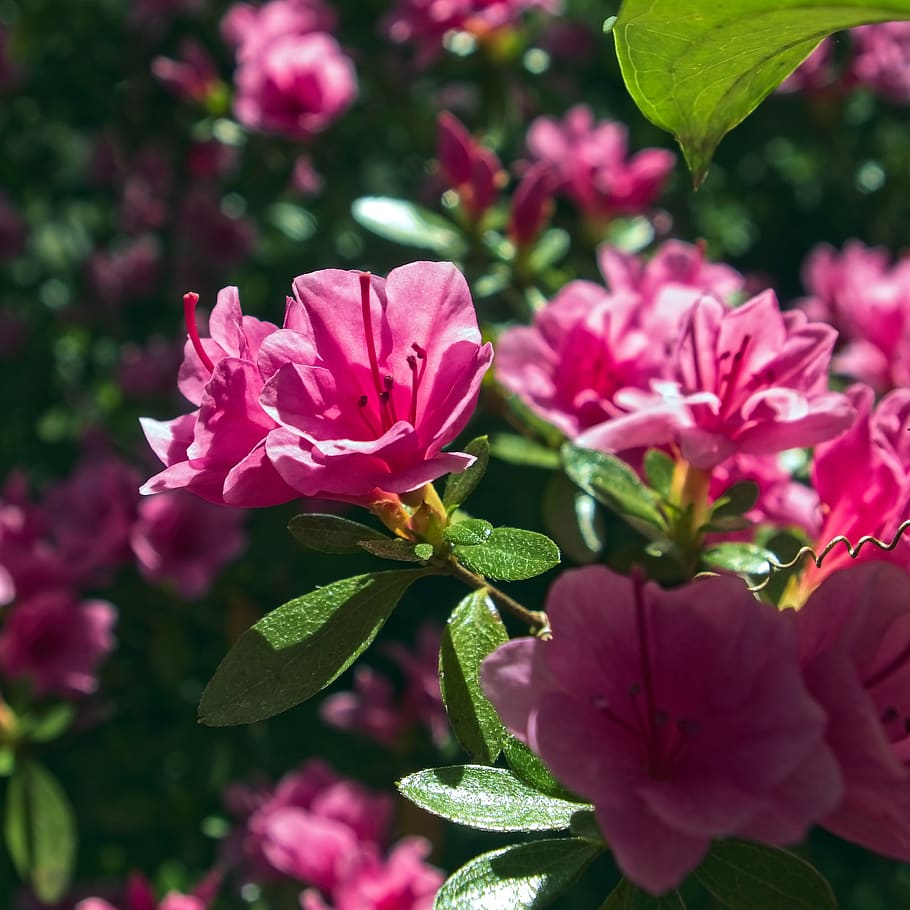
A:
415,543,435,560
600,877,687,909
490,433,561,469
198,570,427,726
443,519,494,547
711,481,760,519
435,838,604,910
602,215,655,254
352,196,466,255
23,703,76,744
503,737,573,800
612,1,910,184
453,528,560,581
287,513,389,554
528,228,571,271
439,590,509,763
398,766,591,832
643,449,675,499
503,392,568,448
357,538,424,562
702,542,775,577
5,760,77,902
561,444,667,539
542,473,605,564
695,839,836,910
444,436,491,510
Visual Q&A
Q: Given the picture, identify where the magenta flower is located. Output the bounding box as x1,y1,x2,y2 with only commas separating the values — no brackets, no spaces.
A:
130,491,247,599
526,105,675,221
0,589,116,698
481,566,841,894
507,161,556,249
799,240,910,392
222,0,337,62
797,562,910,861
88,235,161,309
233,31,357,140
778,39,839,95
152,39,220,103
850,22,910,103
437,112,503,224
77,870,216,910
579,291,855,468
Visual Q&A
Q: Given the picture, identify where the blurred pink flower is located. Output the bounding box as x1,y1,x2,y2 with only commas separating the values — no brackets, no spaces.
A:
77,870,215,910
507,161,556,249
117,336,183,399
291,154,325,197
233,32,357,140
797,562,910,861
778,39,839,94
88,235,161,308
130,491,247,599
0,589,116,698
152,39,220,103
301,837,442,910
799,240,910,392
850,22,910,103
437,112,503,223
222,0,336,61
481,566,841,894
527,105,675,220
579,291,855,468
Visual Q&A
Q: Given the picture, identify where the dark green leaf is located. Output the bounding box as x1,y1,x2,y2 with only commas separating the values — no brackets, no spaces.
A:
643,449,675,498
287,513,389,554
444,436,490,510
199,570,427,726
695,839,836,910
415,543,435,560
5,760,77,902
439,590,509,762
453,528,560,581
503,738,574,800
357,538,424,562
612,1,910,184
543,473,604,564
529,228,570,271
503,392,568,448
435,838,604,910
352,196,466,255
712,482,760,519
443,519,494,547
398,766,591,832
600,877,687,909
568,809,604,843
23,703,76,744
561,444,667,539
702,543,775,577
491,433,561,469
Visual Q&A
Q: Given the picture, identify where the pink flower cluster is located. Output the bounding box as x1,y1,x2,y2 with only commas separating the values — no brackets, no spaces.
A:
78,870,218,910
223,0,358,140
482,561,910,894
141,262,493,507
223,760,442,908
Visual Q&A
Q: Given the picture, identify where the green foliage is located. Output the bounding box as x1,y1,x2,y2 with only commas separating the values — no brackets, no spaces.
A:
444,436,491,511
398,765,591,832
702,542,777,578
287,513,389,554
451,527,561,581
351,196,467,255
612,0,910,183
4,760,77,903
695,840,837,909
503,738,574,800
600,878,687,909
490,433,562,469
434,838,605,910
198,570,428,726
542,474,605,564
643,449,674,499
439,590,509,763
443,519,495,547
357,538,427,562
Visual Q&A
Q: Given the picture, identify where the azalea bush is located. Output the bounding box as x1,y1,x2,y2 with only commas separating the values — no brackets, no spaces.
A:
4,1,910,909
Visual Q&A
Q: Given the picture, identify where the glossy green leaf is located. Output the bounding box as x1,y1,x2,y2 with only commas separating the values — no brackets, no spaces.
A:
434,838,604,910
443,519,494,547
695,839,836,910
711,481,760,519
542,473,605,564
503,738,573,800
561,444,667,539
415,543,435,560
490,434,561,469
643,449,674,499
357,538,424,562
600,877,687,909
453,528,560,581
5,760,77,903
352,196,466,255
398,765,591,832
199,570,427,725
287,513,389,554
613,1,910,184
439,590,509,762
702,542,776,577
444,436,491,510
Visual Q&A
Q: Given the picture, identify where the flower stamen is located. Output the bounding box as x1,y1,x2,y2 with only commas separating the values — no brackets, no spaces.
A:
183,291,215,373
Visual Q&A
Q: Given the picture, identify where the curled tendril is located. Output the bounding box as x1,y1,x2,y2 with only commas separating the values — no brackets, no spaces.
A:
744,519,910,593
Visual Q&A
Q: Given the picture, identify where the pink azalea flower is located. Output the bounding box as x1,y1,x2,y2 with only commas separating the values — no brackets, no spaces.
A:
222,0,336,62
481,566,842,894
77,871,215,910
526,105,675,221
507,161,556,249
130,491,247,599
850,22,910,103
88,235,161,309
117,336,183,399
0,589,116,698
437,112,504,223
778,39,839,94
233,31,357,140
291,154,325,197
797,562,910,861
152,39,220,104
798,240,910,392
301,837,442,910
579,291,855,468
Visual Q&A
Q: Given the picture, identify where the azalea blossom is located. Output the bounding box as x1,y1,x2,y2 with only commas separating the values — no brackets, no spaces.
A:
850,22,910,103
151,39,220,103
797,563,910,861
437,111,503,223
481,565,841,894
